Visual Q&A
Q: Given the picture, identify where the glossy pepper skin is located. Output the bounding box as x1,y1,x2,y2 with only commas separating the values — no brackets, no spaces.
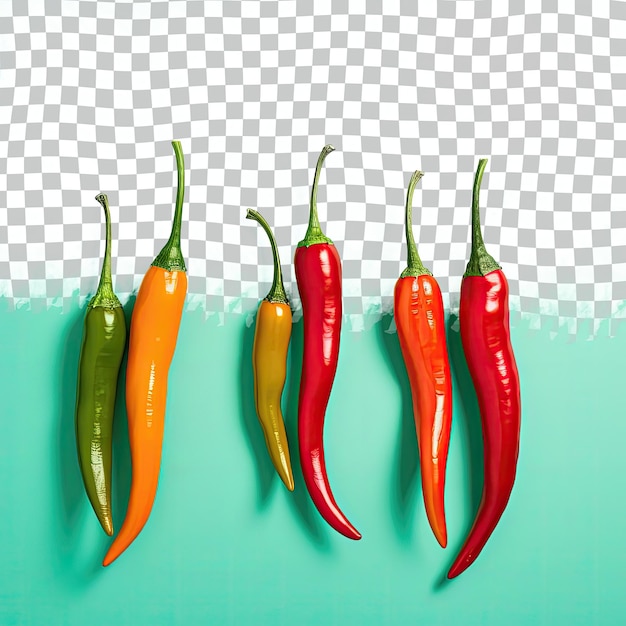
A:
75,194,126,536
103,141,188,567
247,208,295,491
447,159,521,579
294,145,361,540
394,171,452,548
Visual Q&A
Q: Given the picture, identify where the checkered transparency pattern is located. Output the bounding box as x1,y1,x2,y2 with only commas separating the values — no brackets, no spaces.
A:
1,0,625,336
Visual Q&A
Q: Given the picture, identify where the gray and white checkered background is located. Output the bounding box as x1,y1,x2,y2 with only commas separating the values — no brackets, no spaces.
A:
1,0,625,337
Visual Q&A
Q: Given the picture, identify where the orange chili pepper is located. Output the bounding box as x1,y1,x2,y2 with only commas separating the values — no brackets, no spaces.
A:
246,209,294,491
393,171,452,548
103,141,187,566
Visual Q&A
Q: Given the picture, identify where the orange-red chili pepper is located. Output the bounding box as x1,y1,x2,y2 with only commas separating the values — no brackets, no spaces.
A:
393,171,452,548
103,141,188,566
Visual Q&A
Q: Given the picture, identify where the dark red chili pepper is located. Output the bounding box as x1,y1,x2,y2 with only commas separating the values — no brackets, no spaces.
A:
294,145,361,541
447,159,522,579
394,170,452,548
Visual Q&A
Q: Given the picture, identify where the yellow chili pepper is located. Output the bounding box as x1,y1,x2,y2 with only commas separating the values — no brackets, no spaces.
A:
246,209,294,491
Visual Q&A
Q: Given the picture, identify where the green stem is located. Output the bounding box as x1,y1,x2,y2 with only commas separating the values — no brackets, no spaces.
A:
90,194,121,309
152,140,187,272
246,209,288,304
464,158,501,277
298,144,335,247
400,170,431,278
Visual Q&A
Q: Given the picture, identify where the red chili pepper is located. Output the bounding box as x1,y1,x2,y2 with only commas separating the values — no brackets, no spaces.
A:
294,145,361,541
394,171,452,548
447,159,522,579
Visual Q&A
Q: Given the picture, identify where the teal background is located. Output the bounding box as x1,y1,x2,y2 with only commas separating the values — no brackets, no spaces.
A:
1,303,623,625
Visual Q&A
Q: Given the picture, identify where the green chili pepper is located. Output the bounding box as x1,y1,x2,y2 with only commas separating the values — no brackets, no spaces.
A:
74,193,127,536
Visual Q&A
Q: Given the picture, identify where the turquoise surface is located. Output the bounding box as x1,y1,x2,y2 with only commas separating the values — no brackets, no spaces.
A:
1,303,623,625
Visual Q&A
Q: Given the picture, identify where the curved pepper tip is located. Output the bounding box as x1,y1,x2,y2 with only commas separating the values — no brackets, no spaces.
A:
102,539,127,567
424,507,447,548
102,546,124,567
428,517,447,548
101,518,114,537
283,473,295,492
277,463,295,492
348,528,362,541
446,556,473,579
334,520,363,541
